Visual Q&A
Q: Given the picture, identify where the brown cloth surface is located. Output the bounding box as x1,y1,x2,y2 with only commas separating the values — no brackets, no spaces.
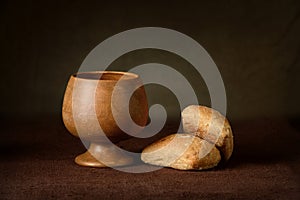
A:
1,117,299,199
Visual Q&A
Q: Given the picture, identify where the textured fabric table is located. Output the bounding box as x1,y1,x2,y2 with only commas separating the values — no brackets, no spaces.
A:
1,116,299,199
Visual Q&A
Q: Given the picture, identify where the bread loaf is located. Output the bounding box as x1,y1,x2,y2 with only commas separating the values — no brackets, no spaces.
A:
182,105,234,161
141,133,221,170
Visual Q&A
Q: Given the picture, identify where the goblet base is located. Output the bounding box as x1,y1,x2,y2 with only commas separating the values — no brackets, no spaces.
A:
74,142,133,168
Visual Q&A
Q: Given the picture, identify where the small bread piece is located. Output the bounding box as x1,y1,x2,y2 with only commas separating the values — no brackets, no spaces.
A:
141,134,221,170
182,105,234,161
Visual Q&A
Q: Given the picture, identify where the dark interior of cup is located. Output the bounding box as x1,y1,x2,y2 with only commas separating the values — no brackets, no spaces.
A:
74,72,138,81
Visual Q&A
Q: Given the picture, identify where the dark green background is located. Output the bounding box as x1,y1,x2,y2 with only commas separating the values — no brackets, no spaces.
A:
1,0,299,121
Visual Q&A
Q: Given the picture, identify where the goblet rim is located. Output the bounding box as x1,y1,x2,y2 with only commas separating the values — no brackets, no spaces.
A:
71,71,139,82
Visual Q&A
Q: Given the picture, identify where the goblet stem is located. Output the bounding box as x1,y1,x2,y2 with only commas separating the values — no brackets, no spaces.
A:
75,142,133,167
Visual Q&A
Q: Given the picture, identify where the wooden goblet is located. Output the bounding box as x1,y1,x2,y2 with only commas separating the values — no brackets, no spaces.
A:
62,71,148,167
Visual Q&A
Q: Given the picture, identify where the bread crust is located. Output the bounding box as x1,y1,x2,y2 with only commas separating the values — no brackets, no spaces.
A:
182,105,234,161
141,134,221,170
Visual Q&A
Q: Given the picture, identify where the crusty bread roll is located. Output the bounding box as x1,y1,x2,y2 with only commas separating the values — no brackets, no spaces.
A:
141,134,221,170
182,105,234,161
